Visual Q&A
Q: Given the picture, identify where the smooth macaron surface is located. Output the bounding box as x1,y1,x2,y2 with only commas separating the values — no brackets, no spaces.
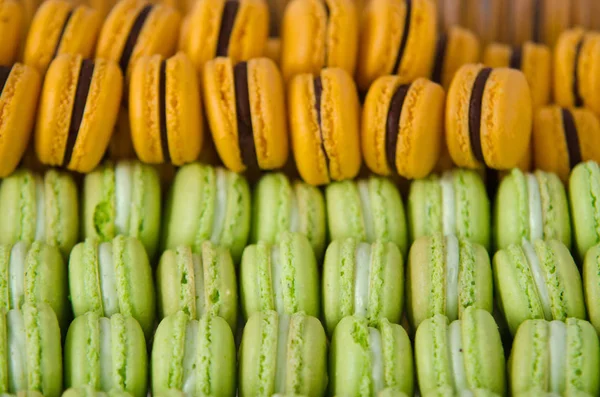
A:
62,386,133,397
569,161,600,260
430,26,480,90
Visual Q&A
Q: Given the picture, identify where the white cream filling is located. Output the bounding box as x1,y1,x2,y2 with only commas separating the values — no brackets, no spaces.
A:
271,245,285,314
354,243,372,317
98,242,119,317
440,172,457,236
114,162,133,235
182,320,199,395
445,235,460,322
274,314,290,393
548,320,567,393
527,174,544,241
192,253,205,317
369,327,385,393
34,175,45,242
288,185,300,234
522,241,553,320
9,242,28,310
357,181,375,242
211,169,228,244
447,320,467,392
98,317,114,391
7,310,27,393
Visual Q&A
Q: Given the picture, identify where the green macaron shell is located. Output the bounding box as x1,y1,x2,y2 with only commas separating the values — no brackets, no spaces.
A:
0,169,79,258
509,318,600,395
151,312,236,397
83,161,161,258
407,234,493,330
421,387,500,397
240,232,319,320
325,176,407,256
162,163,251,263
408,169,490,250
584,243,600,334
514,390,593,397
61,386,133,396
152,391,185,397
322,238,404,335
0,391,45,397
68,236,156,337
329,316,413,396
376,389,409,397
493,239,586,335
570,161,600,260
494,168,571,251
156,241,238,331
65,312,147,397
238,311,327,397
415,308,505,395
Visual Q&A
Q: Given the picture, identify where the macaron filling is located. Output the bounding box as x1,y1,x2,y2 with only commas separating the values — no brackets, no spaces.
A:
368,327,385,392
431,33,448,84
34,175,46,242
313,76,330,175
354,242,372,317
288,185,300,234
98,317,114,390
7,310,27,391
561,108,582,169
181,319,199,394
526,174,544,241
114,162,133,235
357,180,375,242
8,242,28,310
385,84,411,173
440,172,457,236
192,253,205,316
573,36,585,107
158,60,171,163
445,235,460,321
118,4,153,72
522,241,553,320
447,320,468,392
53,9,74,57
215,0,240,57
64,59,95,167
97,242,119,316
468,67,493,165
270,245,285,314
211,168,229,243
274,314,291,392
509,47,523,70
548,320,567,392
390,0,413,74
233,62,258,170
0,65,13,96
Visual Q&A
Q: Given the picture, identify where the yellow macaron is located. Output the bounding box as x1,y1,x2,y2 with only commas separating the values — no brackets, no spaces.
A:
430,25,480,90
506,0,570,47
0,0,25,65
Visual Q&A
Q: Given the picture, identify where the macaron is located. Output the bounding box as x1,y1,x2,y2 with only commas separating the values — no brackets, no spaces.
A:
361,76,445,179
288,67,361,186
179,0,269,74
162,163,251,263
1,391,44,397
151,312,236,397
325,175,407,255
421,387,500,397
377,389,409,397
95,0,181,78
156,242,238,331
415,308,506,395
83,160,161,258
329,315,414,396
68,236,156,338
0,169,79,258
430,26,480,90
203,57,288,173
23,0,101,74
265,37,281,65
583,243,600,334
407,233,493,330
554,28,600,115
0,63,41,178
570,161,600,259
408,168,490,250
483,41,551,109
62,387,133,397
251,172,326,260
356,0,437,92
532,106,600,182
323,237,404,335
509,318,600,396
77,0,118,18
0,0,24,65
129,52,203,166
280,0,358,82
64,312,147,397
507,0,570,47
35,54,123,173
238,311,328,397
494,168,571,250
0,304,63,397
445,64,533,170
240,232,319,320
493,239,586,335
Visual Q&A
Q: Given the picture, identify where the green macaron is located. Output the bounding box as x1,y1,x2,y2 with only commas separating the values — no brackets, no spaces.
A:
509,318,600,395
421,387,500,397
570,161,600,260
325,175,407,256
408,169,490,250
493,239,585,335
494,168,571,251
151,312,236,397
61,386,133,397
414,308,506,396
376,389,409,397
68,235,156,338
240,232,319,320
83,160,161,258
64,312,147,397
583,243,600,334
156,241,238,331
162,163,251,263
329,315,413,396
251,172,326,259
152,391,185,397
0,168,78,257
0,392,44,397
0,304,63,397
0,241,67,328
322,237,404,335
238,311,327,397
513,391,593,397
407,233,493,330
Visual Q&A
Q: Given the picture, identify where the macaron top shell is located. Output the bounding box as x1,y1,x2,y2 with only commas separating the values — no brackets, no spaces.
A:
62,386,134,397
570,161,600,259
421,387,500,397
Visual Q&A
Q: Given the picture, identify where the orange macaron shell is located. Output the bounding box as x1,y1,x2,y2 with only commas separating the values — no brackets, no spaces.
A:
288,68,361,186
35,54,123,172
24,0,101,74
0,0,24,65
433,26,480,90
362,76,444,179
446,64,532,170
129,52,203,166
203,57,288,173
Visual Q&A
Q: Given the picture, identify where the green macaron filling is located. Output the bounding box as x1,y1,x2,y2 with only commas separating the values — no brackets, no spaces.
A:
8,242,28,310
181,319,199,395
92,166,116,241
447,320,467,391
526,173,544,241
445,236,460,321
369,327,385,392
522,241,553,320
114,163,133,237
98,242,120,317
506,243,545,318
439,172,457,236
533,241,568,320
357,180,375,242
548,320,567,392
98,317,114,390
209,168,229,246
33,175,45,243
7,310,27,392
354,242,372,318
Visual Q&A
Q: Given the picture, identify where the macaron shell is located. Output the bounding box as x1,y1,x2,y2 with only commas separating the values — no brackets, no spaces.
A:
584,244,600,334
0,0,24,65
569,161,600,259
577,33,600,115
553,28,585,108
438,26,480,90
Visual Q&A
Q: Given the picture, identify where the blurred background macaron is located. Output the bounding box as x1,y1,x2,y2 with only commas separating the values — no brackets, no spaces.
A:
506,0,570,47
430,26,480,90
0,0,25,65
570,161,600,260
